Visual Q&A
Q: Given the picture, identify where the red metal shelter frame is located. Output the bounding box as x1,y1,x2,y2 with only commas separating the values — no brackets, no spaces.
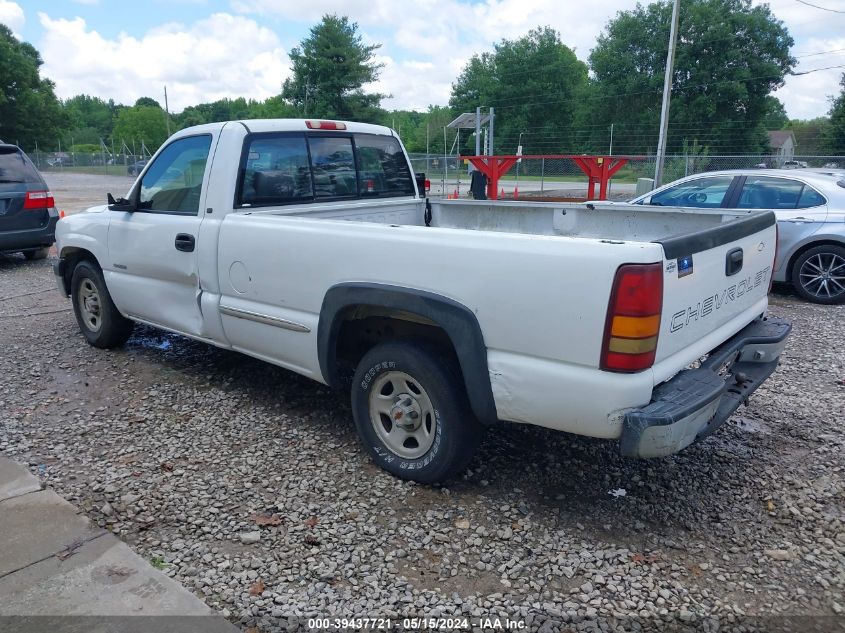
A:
463,154,629,201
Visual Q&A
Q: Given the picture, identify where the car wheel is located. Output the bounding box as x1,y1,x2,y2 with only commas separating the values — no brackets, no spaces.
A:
71,260,135,348
351,342,481,484
24,247,50,261
791,244,845,304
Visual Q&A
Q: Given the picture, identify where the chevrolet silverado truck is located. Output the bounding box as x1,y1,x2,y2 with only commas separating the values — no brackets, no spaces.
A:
53,119,791,483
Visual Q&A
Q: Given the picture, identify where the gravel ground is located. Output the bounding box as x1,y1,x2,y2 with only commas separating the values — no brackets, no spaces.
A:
1,177,843,633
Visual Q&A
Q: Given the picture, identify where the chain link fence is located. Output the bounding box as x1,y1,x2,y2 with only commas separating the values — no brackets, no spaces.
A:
408,153,845,200
23,148,845,199
27,149,151,177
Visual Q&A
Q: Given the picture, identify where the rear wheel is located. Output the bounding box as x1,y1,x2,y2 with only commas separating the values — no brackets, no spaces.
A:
24,247,50,261
71,260,134,348
351,342,481,484
791,244,845,304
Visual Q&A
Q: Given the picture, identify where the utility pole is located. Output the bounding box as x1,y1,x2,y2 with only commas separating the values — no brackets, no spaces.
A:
654,0,681,188
489,107,495,156
475,106,481,157
163,86,171,136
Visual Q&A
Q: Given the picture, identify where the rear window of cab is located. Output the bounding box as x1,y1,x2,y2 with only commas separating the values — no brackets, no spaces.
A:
237,132,415,207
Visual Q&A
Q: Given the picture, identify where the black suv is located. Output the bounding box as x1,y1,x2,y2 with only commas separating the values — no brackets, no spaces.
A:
0,143,58,260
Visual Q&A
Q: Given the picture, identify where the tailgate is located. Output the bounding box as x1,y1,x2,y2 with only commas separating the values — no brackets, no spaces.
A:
654,211,777,364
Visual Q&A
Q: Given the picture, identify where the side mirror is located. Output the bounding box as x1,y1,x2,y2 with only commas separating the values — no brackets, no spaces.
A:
107,192,135,212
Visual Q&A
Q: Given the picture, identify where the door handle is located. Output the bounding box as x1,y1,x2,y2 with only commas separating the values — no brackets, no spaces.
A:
726,247,743,276
787,217,814,224
175,233,195,252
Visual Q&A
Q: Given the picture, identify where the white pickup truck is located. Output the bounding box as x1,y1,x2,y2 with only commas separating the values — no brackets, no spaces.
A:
54,119,791,483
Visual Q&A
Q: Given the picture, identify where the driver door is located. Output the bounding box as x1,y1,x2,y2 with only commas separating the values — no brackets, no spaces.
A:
106,134,213,337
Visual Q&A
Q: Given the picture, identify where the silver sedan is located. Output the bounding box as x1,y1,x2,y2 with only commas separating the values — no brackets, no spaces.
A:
628,169,845,304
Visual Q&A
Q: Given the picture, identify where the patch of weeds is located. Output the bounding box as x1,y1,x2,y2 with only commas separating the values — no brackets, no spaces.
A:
150,555,168,570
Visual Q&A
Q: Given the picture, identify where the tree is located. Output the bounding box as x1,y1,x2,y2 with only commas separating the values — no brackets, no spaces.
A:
112,106,168,151
0,25,65,149
761,96,789,131
588,0,795,155
828,74,845,155
786,117,833,156
63,94,117,143
134,97,162,109
282,15,384,122
450,27,589,154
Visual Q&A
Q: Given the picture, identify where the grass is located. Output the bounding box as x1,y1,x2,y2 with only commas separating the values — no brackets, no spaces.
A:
149,555,168,570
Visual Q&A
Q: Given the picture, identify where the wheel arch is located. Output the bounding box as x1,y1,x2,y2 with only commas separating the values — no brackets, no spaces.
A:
57,246,101,296
318,283,497,423
785,237,845,282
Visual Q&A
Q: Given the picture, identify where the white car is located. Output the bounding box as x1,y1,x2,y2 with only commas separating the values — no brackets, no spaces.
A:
628,169,845,304
53,120,790,482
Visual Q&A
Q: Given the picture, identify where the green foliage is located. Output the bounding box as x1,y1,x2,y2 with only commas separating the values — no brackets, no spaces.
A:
450,27,588,154
112,105,168,150
761,96,789,131
134,97,162,109
0,25,66,148
588,0,795,155
787,118,833,155
282,15,384,122
828,74,845,155
63,95,117,140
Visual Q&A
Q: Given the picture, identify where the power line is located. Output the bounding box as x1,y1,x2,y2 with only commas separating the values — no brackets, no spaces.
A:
794,0,845,12
791,63,845,75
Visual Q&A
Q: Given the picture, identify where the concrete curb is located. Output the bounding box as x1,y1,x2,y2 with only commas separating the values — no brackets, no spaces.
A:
0,457,238,632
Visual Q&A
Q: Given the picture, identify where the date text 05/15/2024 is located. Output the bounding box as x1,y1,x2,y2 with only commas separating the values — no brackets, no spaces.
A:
306,617,527,630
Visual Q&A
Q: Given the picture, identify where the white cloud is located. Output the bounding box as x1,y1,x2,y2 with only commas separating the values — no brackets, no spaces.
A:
231,0,616,111
775,35,845,120
0,0,24,36
37,12,291,112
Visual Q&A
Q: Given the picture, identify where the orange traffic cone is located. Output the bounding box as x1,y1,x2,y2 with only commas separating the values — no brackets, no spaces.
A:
514,186,519,199
499,187,505,199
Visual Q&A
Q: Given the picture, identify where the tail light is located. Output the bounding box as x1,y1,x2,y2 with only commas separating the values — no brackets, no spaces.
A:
424,179,431,192
305,120,346,130
601,263,663,372
24,190,55,210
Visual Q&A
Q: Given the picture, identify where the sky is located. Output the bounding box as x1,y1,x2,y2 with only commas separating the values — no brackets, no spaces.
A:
3,0,845,121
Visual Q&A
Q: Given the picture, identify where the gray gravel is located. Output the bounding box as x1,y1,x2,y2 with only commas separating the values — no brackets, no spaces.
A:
1,251,843,632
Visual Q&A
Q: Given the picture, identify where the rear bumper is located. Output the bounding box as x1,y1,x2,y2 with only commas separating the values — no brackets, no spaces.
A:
0,212,58,252
621,316,791,458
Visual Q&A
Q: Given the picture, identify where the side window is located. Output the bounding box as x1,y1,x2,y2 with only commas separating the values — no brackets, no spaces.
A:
308,136,356,199
239,135,312,205
796,184,826,208
354,134,415,197
649,176,734,208
138,135,211,215
736,177,807,210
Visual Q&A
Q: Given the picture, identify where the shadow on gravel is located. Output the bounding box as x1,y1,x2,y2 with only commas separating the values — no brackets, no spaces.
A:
116,324,778,546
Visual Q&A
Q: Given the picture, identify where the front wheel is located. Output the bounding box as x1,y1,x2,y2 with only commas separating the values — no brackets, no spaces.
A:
71,260,135,348
791,244,845,304
351,342,481,484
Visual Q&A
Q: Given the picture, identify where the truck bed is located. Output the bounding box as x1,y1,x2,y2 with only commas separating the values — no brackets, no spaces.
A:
264,198,755,245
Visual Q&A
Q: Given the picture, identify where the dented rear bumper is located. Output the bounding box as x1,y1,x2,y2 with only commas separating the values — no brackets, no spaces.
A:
621,316,791,458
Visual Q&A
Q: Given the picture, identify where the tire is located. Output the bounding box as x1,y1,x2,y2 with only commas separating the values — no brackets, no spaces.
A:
351,342,481,484
790,244,845,305
71,260,134,348
24,247,50,261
